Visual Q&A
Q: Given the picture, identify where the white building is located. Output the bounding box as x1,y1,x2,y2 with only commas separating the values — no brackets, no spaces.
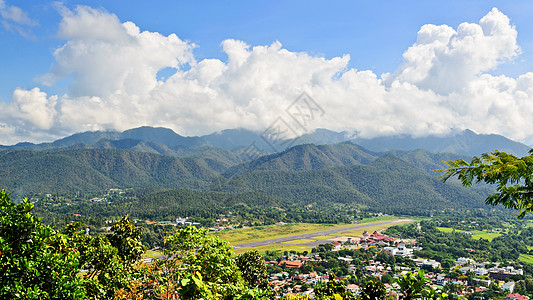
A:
503,281,516,293
384,243,413,257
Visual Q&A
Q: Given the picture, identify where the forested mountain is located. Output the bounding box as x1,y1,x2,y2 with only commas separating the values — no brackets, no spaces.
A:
0,149,224,195
1,126,529,158
0,133,513,216
352,129,531,157
224,142,378,178
216,154,492,215
389,149,472,174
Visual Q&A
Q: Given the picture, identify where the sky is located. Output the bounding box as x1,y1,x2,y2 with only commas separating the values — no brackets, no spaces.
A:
1,1,533,145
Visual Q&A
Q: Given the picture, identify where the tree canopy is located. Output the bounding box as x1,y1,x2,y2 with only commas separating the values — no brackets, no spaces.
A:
440,149,533,217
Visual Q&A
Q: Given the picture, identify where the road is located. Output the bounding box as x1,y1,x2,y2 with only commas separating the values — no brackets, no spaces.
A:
232,219,413,249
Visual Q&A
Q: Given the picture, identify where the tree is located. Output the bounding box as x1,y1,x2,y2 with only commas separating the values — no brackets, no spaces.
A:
236,250,270,290
63,222,132,299
314,273,356,300
0,190,86,299
440,149,533,217
108,215,145,265
152,226,269,299
359,278,387,300
397,270,428,300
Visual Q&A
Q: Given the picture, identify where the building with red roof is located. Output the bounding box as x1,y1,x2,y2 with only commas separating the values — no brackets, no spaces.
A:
505,293,530,300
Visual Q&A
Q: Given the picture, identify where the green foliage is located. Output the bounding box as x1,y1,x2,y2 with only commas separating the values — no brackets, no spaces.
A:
314,273,356,300
153,226,270,299
62,221,134,299
236,250,270,289
2,188,275,299
0,190,86,299
108,215,145,265
396,270,428,300
441,149,533,217
359,278,387,300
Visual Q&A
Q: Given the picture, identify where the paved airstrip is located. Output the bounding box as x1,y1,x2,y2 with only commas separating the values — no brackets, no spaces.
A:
232,219,413,249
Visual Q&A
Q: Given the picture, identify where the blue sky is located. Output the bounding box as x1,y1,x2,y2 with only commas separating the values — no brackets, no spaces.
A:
3,1,533,99
1,1,533,145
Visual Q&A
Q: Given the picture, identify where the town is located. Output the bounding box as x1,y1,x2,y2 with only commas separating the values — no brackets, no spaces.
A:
259,226,531,299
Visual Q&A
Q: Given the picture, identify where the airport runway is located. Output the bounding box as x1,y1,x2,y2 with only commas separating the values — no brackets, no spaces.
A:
232,219,412,249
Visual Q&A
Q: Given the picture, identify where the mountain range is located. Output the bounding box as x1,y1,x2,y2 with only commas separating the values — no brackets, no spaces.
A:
0,126,529,216
1,126,530,157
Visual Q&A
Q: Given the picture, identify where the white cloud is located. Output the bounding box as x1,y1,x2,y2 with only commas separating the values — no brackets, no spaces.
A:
0,0,36,37
42,5,195,98
387,8,520,94
2,7,533,146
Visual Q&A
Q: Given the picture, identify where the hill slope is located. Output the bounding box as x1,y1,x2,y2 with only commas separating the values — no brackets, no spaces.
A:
0,149,223,196
0,141,496,216
218,154,492,215
353,129,531,157
2,127,529,158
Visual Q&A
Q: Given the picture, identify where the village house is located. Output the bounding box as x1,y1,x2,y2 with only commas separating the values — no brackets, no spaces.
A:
489,266,523,280
383,242,413,257
502,281,516,293
505,293,530,300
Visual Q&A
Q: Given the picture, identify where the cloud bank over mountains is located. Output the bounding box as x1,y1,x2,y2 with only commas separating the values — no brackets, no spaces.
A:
1,6,532,145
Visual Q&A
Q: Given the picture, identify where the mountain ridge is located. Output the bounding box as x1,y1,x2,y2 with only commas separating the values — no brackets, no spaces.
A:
1,126,529,158
0,140,498,216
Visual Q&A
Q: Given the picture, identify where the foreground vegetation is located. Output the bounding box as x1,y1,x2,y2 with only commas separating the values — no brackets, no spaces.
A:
1,190,274,299
3,146,533,299
2,189,451,299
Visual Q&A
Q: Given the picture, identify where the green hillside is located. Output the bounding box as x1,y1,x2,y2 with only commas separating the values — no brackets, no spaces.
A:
218,154,492,215
0,142,496,217
0,149,224,196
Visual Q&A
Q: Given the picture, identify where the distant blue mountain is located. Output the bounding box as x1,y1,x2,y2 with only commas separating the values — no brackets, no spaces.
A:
351,129,531,157
0,127,530,158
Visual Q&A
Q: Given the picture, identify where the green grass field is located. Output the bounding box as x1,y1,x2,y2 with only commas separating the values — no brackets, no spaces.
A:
436,227,502,241
142,249,162,259
436,227,455,233
282,238,317,245
312,235,336,239
214,218,415,246
213,223,354,245
519,253,533,264
471,232,501,241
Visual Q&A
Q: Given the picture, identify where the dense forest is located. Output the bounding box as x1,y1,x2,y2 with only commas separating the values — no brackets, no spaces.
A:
1,142,498,222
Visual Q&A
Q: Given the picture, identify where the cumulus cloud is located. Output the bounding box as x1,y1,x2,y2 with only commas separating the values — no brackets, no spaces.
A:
386,8,520,94
41,5,195,98
0,0,37,37
2,6,533,145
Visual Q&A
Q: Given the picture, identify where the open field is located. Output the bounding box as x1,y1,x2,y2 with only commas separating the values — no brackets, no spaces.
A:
142,249,162,259
358,215,402,223
311,235,337,239
213,223,352,245
233,244,313,254
215,217,414,246
436,227,502,241
519,254,533,264
470,232,502,241
219,218,416,252
282,239,317,245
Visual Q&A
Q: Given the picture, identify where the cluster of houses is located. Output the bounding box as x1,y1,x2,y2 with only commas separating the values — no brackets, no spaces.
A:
265,230,529,299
